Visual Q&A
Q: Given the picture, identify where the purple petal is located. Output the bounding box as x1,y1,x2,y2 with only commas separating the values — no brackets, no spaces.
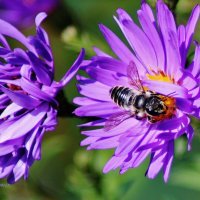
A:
32,129,45,160
87,135,120,150
76,75,110,101
176,98,193,113
74,102,121,117
190,44,200,78
80,137,100,146
0,19,35,52
35,12,47,27
91,56,127,75
116,9,158,69
20,77,58,106
0,137,24,156
143,79,188,98
5,48,29,65
185,5,200,56
137,4,165,69
103,155,126,173
57,49,85,87
156,0,181,76
7,156,27,184
163,140,174,182
146,147,166,179
157,113,189,131
99,24,134,64
0,103,49,142
82,118,139,137
93,47,111,57
178,69,197,91
86,66,128,87
115,126,154,156
0,102,23,119
27,51,53,86
29,36,52,62
0,155,19,179
0,86,41,109
186,125,194,151
73,97,99,106
78,119,105,127
178,25,186,66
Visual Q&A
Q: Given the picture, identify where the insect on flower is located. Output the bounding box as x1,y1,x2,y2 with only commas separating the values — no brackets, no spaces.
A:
107,61,176,131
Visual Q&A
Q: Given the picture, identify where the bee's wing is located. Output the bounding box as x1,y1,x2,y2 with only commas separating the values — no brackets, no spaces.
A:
127,61,145,91
104,111,132,131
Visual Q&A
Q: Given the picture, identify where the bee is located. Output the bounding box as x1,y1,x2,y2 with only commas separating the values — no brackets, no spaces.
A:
105,61,176,131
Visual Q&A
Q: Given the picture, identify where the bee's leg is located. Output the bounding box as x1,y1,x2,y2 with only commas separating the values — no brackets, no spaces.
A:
135,111,145,120
147,116,156,123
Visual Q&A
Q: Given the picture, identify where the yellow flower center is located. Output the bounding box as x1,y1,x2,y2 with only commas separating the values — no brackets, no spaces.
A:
146,70,175,84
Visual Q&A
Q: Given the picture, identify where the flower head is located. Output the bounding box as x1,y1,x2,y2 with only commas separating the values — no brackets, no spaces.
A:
74,0,200,182
0,0,59,28
0,12,84,183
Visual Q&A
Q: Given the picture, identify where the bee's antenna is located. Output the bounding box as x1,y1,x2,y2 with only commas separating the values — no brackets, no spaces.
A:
166,91,176,97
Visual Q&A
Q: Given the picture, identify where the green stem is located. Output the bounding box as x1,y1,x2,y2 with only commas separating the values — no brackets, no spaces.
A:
56,90,76,117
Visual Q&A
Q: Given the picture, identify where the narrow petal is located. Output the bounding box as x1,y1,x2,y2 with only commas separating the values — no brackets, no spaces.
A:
186,125,194,151
163,140,174,182
20,77,57,106
88,135,120,150
0,103,49,142
190,44,200,78
0,86,41,109
77,75,111,101
74,102,121,117
86,66,128,87
137,5,165,69
143,79,188,98
57,49,85,87
156,0,181,75
92,56,127,75
0,19,35,52
35,12,47,27
27,51,53,86
103,155,126,173
93,47,111,57
146,147,167,179
185,5,200,55
178,25,186,66
0,102,23,119
117,12,158,68
99,24,134,64
73,97,99,106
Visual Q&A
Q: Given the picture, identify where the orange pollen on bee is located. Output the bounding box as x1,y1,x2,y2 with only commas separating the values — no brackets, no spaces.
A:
145,69,177,122
151,95,176,122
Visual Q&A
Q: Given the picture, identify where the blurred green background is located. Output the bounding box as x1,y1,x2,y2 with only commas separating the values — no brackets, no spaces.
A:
1,0,200,199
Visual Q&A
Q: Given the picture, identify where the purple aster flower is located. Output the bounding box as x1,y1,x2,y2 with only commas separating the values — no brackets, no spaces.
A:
74,0,200,182
0,0,59,28
0,12,84,183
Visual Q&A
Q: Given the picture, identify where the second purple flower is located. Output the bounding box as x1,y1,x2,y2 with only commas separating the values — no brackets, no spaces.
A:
0,12,84,183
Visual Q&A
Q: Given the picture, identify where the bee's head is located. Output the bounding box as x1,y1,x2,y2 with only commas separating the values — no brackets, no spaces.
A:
145,96,166,116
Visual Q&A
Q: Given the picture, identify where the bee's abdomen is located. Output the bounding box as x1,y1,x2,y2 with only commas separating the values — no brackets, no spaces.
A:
110,86,134,108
